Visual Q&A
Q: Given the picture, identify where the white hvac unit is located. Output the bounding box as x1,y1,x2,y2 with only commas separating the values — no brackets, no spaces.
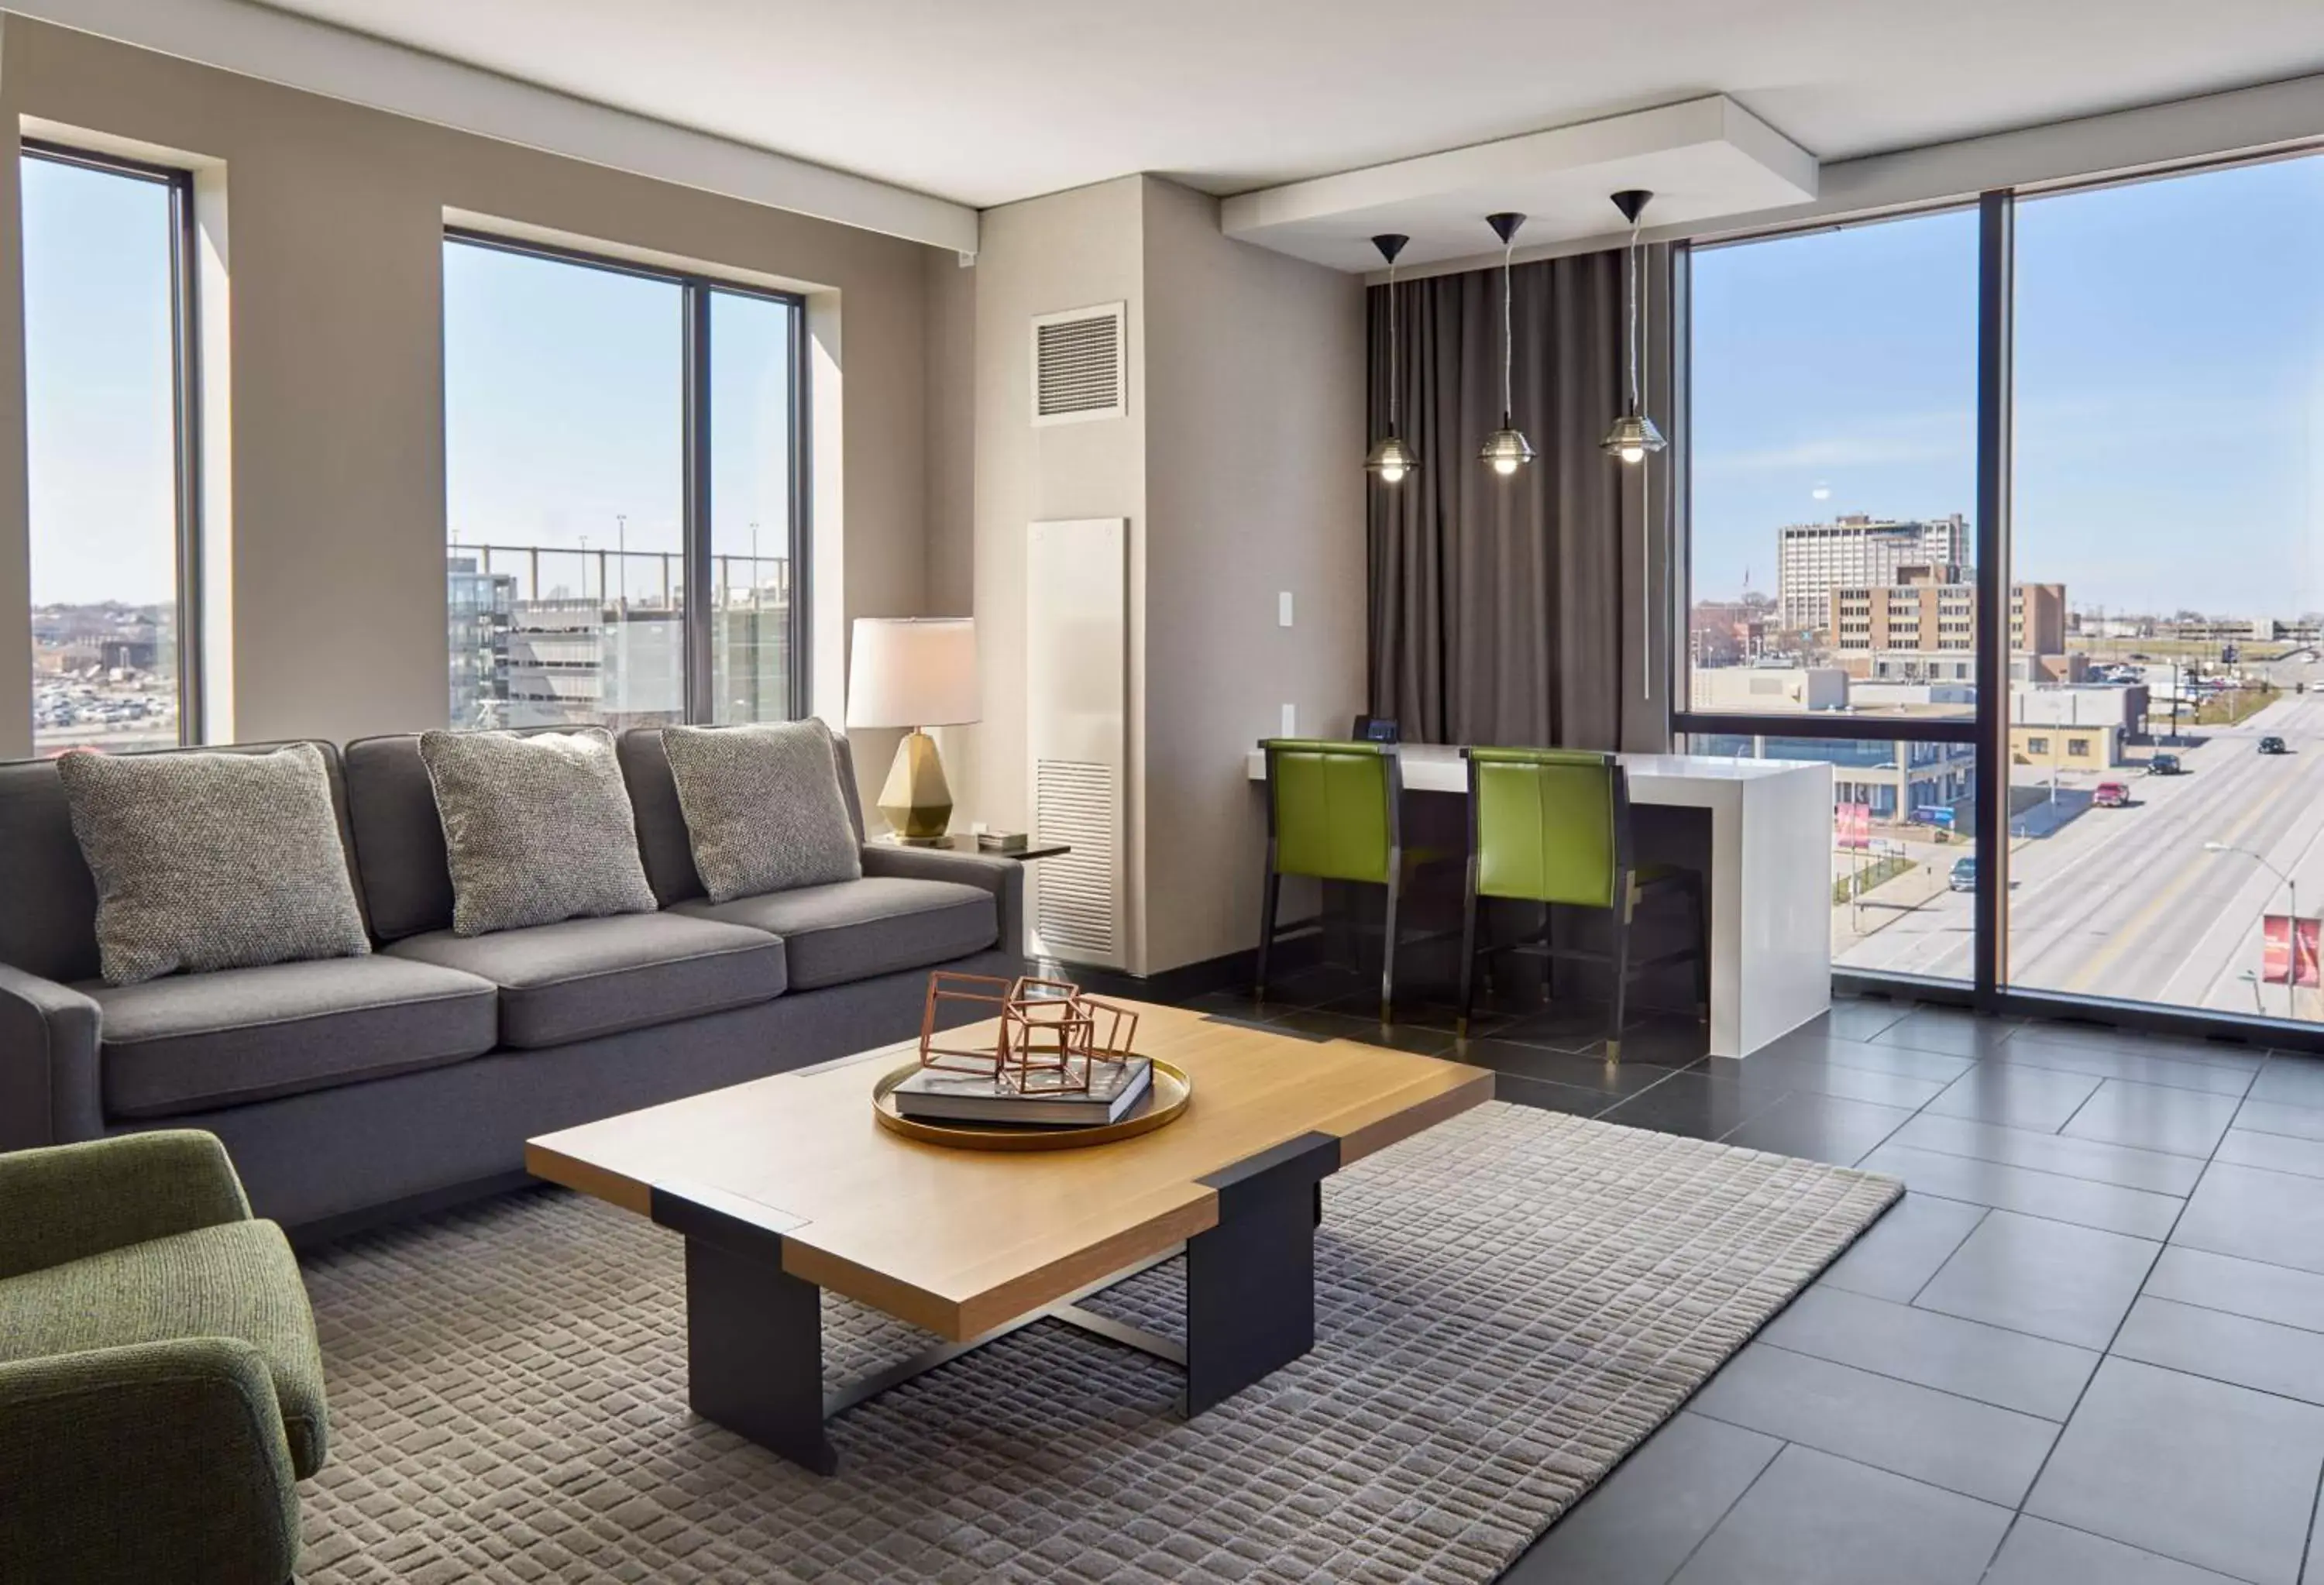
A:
1030,302,1126,426
1025,517,1127,968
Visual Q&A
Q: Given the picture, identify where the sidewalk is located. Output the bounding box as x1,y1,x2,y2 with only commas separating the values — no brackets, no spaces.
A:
1831,857,1956,956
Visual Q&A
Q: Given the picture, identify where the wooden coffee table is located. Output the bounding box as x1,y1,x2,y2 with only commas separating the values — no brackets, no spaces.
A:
526,1001,1492,1473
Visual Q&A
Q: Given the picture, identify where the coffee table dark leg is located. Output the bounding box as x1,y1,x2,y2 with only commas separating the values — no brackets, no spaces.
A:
1183,1130,1340,1415
652,1187,837,1476
682,1236,837,1474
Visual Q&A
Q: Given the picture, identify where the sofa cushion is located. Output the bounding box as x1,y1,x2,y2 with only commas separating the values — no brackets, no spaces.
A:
419,728,658,937
675,876,995,991
384,913,787,1050
662,720,863,903
620,726,868,907
57,744,373,987
89,957,500,1120
2,741,368,988
0,1218,328,1476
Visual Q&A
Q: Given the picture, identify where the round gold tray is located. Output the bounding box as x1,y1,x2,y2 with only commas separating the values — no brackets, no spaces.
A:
871,1059,1191,1151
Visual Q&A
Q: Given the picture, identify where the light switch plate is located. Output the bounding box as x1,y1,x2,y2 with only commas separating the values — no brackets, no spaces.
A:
1277,591,1294,627
1281,703,1297,736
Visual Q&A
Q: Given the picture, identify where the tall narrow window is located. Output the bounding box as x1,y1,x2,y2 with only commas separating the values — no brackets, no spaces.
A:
1683,209,1982,984
23,144,199,754
2008,154,2324,1020
707,289,801,725
442,234,806,731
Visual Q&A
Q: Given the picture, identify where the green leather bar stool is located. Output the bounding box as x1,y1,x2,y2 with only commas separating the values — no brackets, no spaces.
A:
1457,747,1708,1059
1257,737,1418,1023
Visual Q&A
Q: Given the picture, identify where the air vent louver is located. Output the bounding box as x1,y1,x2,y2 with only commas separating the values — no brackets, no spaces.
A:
1031,304,1126,425
1032,759,1117,959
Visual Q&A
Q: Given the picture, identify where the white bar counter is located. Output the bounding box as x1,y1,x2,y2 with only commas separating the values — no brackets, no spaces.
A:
1244,744,1832,1058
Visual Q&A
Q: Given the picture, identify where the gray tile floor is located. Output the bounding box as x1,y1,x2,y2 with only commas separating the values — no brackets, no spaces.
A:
1182,965,2324,1585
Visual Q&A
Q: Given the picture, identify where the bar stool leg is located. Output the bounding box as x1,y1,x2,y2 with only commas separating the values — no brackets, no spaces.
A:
1607,875,1636,1064
1379,873,1401,1026
1255,861,1281,1000
1456,863,1480,1038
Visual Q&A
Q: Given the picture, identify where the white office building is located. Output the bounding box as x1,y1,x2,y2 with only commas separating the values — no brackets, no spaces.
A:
1776,514,1970,634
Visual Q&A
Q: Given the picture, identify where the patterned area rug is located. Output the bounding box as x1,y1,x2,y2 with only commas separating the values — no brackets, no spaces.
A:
295,1102,1899,1583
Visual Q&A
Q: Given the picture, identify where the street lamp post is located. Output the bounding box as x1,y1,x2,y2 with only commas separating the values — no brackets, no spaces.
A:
2205,841,2302,1019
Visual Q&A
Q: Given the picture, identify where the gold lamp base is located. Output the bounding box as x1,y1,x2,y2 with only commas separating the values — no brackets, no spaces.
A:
878,729,953,844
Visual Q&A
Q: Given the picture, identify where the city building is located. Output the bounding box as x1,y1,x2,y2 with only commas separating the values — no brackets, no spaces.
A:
1688,593,1776,668
446,549,793,731
2007,686,2140,768
2010,722,2123,768
1688,663,1848,713
1775,513,1968,633
447,555,516,729
1847,680,1976,710
1828,572,2066,678
1696,732,1978,827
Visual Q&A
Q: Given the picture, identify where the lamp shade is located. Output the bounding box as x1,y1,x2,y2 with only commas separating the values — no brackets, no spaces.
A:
846,617,979,729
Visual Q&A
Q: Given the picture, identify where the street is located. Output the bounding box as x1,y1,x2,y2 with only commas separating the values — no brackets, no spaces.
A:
1836,651,2324,1017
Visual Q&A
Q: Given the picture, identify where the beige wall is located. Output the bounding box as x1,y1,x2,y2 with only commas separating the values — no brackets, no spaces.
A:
1138,178,1365,973
0,16,937,815
958,176,1149,965
952,174,1364,976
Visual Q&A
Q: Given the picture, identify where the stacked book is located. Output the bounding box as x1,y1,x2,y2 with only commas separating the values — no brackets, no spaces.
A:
890,1056,1153,1127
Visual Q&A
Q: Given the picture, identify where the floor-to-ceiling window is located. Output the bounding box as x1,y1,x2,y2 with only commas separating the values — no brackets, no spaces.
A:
2008,154,2324,1021
22,143,200,754
442,233,806,731
1680,150,2324,1038
1681,208,1982,981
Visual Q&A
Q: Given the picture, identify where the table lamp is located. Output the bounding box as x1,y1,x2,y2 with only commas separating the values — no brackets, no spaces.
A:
846,617,978,844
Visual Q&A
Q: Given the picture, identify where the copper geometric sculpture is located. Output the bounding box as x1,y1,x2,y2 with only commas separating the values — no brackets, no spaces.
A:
916,971,1140,1095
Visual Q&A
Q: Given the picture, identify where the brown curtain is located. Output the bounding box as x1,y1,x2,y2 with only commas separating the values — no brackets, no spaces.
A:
1367,246,1673,751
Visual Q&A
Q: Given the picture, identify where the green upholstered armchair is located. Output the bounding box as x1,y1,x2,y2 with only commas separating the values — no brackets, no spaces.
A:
1458,748,1707,1057
0,1131,328,1585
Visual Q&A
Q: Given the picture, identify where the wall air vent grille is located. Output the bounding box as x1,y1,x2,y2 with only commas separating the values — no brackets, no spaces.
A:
1031,303,1126,425
1032,759,1116,959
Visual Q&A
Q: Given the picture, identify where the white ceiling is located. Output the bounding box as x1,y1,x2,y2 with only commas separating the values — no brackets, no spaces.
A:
256,0,2324,212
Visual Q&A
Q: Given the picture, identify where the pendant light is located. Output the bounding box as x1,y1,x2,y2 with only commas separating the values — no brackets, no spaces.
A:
1601,188,1668,464
1363,233,1418,484
1477,211,1535,476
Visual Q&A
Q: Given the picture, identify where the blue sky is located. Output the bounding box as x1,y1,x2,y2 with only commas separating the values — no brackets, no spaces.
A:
22,147,2322,621
23,169,794,608
22,156,178,606
1693,152,2324,618
440,242,796,604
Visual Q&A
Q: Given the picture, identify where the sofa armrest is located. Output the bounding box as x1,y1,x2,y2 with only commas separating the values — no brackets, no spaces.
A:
0,1338,301,1585
859,844,1026,958
0,962,102,1154
0,1132,252,1281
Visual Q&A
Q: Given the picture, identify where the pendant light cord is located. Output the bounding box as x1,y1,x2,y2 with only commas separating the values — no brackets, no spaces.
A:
1626,215,1642,411
1501,236,1515,420
1387,258,1400,433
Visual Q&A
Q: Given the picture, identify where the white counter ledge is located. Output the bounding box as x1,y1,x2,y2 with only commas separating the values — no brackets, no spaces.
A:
1243,745,1833,1058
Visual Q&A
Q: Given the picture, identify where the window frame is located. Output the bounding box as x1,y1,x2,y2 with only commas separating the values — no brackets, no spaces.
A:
23,138,205,744
442,227,811,726
1672,152,2324,1052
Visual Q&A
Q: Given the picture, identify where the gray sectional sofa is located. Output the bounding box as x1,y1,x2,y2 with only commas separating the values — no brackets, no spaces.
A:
0,728,1024,1236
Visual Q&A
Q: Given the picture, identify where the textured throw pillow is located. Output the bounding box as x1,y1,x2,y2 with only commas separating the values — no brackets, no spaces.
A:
661,720,863,903
57,744,373,987
418,727,658,936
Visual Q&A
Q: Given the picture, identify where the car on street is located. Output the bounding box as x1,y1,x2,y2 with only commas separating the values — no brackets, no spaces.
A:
2260,736,2288,755
2148,752,2185,775
1948,857,1977,892
2094,781,2130,807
